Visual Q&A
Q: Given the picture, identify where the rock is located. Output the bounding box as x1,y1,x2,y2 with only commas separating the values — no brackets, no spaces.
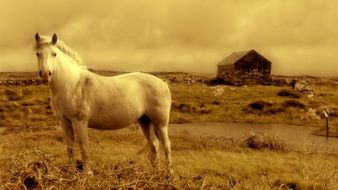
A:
293,80,314,92
210,87,225,96
305,108,321,120
200,107,212,114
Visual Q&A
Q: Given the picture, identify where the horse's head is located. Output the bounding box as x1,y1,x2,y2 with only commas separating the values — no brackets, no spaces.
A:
34,33,58,84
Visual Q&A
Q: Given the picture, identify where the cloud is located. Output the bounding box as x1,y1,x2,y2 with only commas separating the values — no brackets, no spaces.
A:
0,0,337,76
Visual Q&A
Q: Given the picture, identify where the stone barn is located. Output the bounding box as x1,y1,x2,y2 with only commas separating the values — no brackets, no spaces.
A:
216,49,272,85
217,49,271,77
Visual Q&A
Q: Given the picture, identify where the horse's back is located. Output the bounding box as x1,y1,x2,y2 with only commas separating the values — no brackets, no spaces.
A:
107,72,171,101
87,72,171,129
114,72,171,109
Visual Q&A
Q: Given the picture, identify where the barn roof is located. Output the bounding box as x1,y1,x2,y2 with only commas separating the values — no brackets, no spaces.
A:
218,49,254,66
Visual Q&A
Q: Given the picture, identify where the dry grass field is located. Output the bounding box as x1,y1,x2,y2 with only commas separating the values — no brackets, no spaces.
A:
0,72,338,189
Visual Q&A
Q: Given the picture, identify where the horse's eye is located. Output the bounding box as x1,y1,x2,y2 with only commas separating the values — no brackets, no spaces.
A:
52,52,57,57
36,52,40,57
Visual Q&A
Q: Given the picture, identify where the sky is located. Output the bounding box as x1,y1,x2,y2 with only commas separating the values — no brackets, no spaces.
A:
0,0,337,76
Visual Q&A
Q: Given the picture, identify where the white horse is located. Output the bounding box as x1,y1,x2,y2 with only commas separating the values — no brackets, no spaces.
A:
34,33,172,171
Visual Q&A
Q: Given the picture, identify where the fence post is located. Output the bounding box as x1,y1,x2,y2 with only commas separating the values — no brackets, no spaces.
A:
322,109,330,138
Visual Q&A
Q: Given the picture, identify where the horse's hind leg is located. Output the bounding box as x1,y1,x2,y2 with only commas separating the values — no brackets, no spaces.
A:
154,124,172,168
138,115,159,166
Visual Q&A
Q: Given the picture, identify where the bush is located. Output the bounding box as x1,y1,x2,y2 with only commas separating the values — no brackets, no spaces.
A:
282,100,305,109
243,99,306,115
247,101,273,110
4,89,23,101
277,89,302,99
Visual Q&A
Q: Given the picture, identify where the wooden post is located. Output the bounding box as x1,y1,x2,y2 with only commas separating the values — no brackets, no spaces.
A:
326,117,329,138
323,109,329,138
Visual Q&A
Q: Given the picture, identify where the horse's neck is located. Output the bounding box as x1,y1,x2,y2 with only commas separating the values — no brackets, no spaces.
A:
49,56,84,95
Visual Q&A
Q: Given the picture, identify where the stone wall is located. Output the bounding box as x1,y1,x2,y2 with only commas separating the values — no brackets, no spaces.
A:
0,78,42,86
216,70,288,86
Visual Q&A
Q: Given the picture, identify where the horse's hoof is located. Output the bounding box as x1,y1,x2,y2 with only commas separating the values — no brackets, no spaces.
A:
76,160,83,172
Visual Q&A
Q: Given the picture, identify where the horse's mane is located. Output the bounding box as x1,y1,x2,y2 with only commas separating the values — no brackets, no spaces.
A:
34,35,86,69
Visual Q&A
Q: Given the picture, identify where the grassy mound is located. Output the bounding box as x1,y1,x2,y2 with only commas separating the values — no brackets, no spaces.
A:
243,133,288,151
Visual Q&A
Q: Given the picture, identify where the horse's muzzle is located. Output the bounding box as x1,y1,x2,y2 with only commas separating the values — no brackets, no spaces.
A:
39,70,51,84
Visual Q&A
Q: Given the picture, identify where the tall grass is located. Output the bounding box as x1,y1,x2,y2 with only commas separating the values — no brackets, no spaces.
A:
0,129,337,189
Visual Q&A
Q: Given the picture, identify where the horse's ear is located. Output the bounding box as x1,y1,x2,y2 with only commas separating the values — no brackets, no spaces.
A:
51,33,57,45
35,33,40,41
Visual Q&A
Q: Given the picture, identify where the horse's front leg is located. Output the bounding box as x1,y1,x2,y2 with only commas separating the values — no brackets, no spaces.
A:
61,122,75,167
72,119,89,172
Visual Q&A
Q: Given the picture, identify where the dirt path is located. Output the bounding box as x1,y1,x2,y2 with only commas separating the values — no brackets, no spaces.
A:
169,123,338,153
